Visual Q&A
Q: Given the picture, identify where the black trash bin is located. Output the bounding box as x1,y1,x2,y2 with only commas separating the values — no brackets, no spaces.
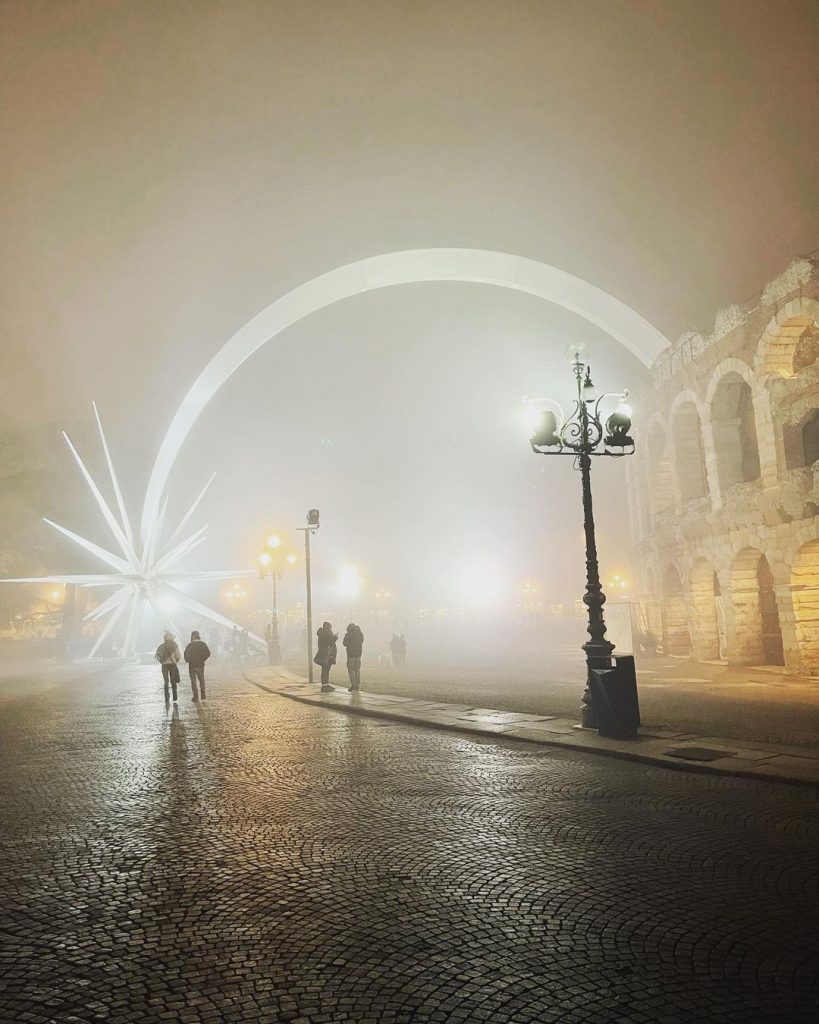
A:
589,654,640,739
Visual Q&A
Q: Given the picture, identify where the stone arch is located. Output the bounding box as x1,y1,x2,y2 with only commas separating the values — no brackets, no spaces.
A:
662,563,691,657
141,248,670,539
756,298,819,379
790,539,819,676
645,414,674,517
669,394,709,502
689,559,721,660
729,548,784,666
709,371,761,489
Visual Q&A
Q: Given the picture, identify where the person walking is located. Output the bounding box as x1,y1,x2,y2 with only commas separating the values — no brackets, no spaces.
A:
315,621,337,691
155,631,181,704
184,630,211,702
343,623,364,692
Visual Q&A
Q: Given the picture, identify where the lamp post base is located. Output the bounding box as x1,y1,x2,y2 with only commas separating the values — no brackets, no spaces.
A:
582,638,615,730
266,641,281,666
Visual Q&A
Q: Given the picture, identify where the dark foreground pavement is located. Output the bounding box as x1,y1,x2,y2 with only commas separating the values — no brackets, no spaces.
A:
0,665,818,1024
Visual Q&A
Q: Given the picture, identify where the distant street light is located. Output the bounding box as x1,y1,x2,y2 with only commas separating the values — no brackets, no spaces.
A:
521,581,541,613
609,573,629,596
524,343,640,736
258,532,298,664
337,565,363,600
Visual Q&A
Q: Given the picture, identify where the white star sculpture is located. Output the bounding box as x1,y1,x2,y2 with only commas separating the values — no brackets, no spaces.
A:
3,403,259,659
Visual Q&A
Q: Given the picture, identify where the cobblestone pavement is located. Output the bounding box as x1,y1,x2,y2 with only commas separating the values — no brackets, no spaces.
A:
0,665,818,1024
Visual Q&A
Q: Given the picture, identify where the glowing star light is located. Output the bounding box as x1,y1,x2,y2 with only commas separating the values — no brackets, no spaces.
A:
2,403,259,659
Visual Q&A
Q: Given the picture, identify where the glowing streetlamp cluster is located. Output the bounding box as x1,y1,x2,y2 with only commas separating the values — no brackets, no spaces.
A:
258,532,298,664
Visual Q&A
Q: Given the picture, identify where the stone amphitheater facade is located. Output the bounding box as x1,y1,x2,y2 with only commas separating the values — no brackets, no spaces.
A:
629,256,819,675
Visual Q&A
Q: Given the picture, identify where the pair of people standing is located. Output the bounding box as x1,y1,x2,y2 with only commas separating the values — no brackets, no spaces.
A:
155,630,211,703
314,621,364,692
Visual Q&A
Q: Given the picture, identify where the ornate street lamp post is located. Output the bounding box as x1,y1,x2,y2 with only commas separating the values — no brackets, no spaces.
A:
525,343,635,728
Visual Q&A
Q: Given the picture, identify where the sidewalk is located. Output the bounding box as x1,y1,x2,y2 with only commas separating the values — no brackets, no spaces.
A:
245,665,819,787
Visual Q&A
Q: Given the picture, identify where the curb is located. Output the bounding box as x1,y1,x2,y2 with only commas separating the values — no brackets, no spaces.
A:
244,672,819,790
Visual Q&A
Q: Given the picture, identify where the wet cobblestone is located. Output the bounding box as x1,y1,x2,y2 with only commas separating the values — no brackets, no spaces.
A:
0,665,817,1023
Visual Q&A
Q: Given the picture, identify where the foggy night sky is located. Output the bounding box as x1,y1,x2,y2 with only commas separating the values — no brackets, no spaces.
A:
1,0,818,611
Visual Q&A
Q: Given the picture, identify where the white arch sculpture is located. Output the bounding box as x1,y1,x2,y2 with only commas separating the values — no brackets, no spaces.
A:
142,247,669,540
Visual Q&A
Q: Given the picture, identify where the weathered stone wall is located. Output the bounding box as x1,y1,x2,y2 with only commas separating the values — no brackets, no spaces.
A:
631,258,819,675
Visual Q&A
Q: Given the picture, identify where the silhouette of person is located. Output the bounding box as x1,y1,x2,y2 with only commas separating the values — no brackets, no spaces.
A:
315,621,337,690
343,623,364,691
184,630,212,701
156,631,181,703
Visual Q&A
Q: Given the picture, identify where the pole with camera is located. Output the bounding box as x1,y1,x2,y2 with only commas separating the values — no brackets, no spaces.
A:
296,509,320,686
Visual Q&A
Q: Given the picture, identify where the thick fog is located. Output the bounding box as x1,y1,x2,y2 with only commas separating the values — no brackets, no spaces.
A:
2,0,818,670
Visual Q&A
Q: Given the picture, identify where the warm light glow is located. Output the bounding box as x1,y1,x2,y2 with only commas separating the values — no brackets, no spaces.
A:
49,588,62,601
337,565,363,599
266,534,281,549
286,553,297,565
259,551,272,568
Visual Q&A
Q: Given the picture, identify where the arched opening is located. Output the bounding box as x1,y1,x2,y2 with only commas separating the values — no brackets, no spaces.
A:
757,556,785,666
689,560,721,660
784,409,819,469
793,324,819,373
803,412,819,466
729,548,784,665
662,564,691,657
672,402,708,501
791,539,819,676
710,373,760,488
647,422,674,516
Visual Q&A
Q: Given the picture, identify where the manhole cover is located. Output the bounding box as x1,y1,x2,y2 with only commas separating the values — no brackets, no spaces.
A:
666,746,736,762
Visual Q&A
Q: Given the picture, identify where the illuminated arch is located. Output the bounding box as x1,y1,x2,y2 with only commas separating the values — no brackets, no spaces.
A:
141,247,670,539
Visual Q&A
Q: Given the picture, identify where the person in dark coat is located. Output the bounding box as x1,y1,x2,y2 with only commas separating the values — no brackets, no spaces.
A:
155,631,181,704
343,623,364,691
315,621,337,691
184,630,212,701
